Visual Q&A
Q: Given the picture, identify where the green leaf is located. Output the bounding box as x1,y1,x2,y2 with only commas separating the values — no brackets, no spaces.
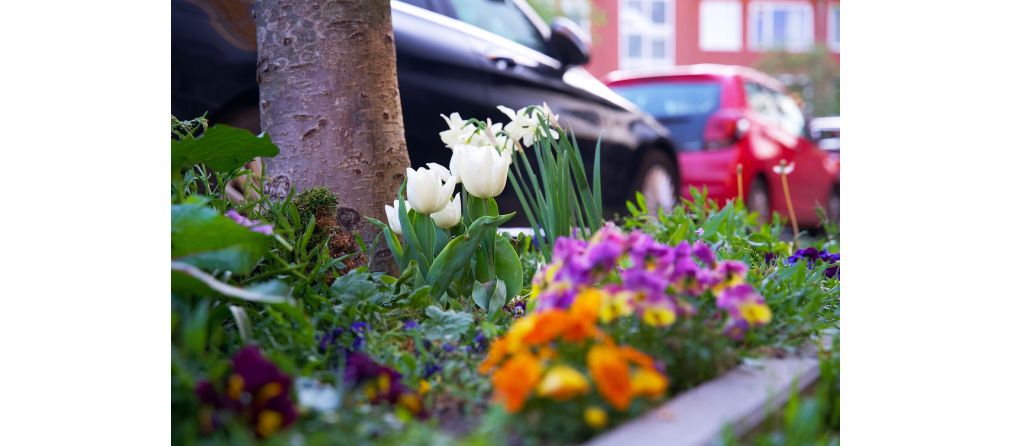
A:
421,305,473,341
488,278,507,317
493,235,522,299
171,124,279,172
472,280,491,311
171,262,291,304
171,203,271,275
426,213,514,297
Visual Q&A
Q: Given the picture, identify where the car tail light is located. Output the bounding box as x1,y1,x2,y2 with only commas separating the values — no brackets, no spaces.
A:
703,111,749,150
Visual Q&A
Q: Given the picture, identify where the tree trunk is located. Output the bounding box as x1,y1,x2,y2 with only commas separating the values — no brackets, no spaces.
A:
254,0,410,271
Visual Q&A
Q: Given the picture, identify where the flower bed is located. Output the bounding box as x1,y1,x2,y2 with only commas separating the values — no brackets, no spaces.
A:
171,108,839,445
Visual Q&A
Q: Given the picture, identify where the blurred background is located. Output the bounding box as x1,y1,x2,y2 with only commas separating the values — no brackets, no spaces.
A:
530,0,839,117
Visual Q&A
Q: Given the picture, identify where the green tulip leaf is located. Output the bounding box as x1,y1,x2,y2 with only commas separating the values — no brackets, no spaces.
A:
494,235,523,299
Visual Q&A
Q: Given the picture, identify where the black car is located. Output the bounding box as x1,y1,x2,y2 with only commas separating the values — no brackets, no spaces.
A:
172,0,680,217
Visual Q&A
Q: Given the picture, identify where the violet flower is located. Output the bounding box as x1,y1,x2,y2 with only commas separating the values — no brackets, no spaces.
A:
225,209,274,235
195,346,297,438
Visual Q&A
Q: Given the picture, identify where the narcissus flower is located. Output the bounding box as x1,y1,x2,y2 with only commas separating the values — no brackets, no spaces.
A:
430,193,462,229
498,105,560,147
406,164,456,214
536,365,590,400
439,112,476,148
453,144,513,198
587,343,632,411
491,351,542,412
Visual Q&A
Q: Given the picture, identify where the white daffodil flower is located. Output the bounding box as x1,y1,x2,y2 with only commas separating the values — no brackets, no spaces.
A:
773,162,796,175
439,112,477,148
406,164,455,214
476,119,508,149
431,193,462,229
384,200,410,235
455,144,514,198
498,105,560,147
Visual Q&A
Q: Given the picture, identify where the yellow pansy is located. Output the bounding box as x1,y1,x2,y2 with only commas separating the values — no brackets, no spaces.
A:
536,365,590,400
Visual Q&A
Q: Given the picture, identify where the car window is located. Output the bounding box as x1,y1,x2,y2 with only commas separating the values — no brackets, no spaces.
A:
446,0,549,54
775,92,806,136
612,81,723,151
744,81,778,123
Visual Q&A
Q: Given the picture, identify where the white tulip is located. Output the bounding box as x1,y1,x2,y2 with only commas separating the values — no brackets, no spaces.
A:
439,112,477,148
384,200,410,235
406,165,456,214
431,193,462,229
426,162,455,183
455,144,513,198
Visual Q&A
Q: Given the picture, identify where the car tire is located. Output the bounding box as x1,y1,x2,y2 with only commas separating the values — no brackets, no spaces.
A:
748,176,772,224
632,149,680,214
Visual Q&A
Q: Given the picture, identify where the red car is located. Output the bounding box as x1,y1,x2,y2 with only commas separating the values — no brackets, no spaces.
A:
605,65,839,227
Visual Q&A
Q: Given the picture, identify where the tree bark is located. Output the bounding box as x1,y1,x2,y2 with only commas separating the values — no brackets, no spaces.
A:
254,0,410,271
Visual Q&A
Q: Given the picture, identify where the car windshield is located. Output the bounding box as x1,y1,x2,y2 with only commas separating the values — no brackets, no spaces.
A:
611,81,722,151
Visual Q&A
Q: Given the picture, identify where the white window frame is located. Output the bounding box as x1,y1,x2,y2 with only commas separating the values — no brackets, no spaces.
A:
619,0,675,69
747,1,814,52
827,2,840,52
699,0,742,52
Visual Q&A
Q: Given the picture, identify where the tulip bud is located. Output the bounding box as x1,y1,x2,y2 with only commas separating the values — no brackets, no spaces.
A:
455,144,513,199
384,200,410,235
431,193,462,229
406,164,456,214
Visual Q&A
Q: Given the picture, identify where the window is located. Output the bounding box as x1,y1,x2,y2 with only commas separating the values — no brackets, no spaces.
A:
619,0,674,69
828,3,840,52
748,1,813,52
447,0,548,54
699,0,742,52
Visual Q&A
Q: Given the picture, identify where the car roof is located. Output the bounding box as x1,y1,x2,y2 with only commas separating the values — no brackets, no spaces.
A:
603,64,786,90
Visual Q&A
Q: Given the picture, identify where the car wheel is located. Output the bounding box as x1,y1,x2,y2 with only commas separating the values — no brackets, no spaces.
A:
748,176,772,224
633,149,680,214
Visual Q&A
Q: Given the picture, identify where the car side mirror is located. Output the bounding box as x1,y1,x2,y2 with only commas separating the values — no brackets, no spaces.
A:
549,17,591,67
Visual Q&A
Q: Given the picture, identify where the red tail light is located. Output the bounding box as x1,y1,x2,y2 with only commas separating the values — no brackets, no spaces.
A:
703,111,749,150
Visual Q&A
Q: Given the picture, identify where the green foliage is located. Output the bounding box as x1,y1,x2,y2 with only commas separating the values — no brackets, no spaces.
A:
171,124,278,173
171,202,272,275
508,113,603,261
756,45,840,117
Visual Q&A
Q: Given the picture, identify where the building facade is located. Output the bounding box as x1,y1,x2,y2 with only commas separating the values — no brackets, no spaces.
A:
583,0,840,78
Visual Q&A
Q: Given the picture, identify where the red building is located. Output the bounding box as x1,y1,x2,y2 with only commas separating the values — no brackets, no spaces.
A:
582,0,840,78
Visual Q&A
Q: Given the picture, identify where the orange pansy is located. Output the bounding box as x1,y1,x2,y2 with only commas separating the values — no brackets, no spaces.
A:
491,351,543,413
524,309,570,345
479,337,509,374
618,345,656,370
587,343,632,411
